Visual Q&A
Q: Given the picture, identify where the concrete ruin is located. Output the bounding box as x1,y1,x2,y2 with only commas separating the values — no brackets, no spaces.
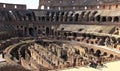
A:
0,0,120,71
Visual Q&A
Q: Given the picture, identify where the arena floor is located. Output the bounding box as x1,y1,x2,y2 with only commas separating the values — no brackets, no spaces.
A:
60,61,120,71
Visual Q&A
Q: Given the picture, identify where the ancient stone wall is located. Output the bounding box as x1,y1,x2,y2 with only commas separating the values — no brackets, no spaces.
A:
0,3,26,10
38,0,120,10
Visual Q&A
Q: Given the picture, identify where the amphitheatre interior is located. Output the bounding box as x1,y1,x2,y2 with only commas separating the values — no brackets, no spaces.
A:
1,0,120,71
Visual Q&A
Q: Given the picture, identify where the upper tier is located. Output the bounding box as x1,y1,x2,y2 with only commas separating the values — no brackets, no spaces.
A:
38,0,120,10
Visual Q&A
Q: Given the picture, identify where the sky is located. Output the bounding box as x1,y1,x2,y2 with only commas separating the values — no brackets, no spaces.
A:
0,0,39,9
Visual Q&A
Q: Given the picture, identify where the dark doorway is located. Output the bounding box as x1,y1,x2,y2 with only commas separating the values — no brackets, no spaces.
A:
75,13,79,21
29,28,35,37
90,48,94,54
26,13,32,21
96,15,101,22
102,17,106,22
95,50,101,57
114,17,119,22
24,27,27,37
46,27,49,35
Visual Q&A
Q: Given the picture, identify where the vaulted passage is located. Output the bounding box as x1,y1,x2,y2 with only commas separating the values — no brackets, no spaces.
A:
29,28,35,37
46,27,50,35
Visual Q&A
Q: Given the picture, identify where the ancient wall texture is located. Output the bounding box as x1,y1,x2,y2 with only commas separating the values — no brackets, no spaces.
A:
38,0,120,10
0,3,26,10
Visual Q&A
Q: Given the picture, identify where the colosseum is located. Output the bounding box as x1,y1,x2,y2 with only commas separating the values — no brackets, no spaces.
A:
0,0,120,71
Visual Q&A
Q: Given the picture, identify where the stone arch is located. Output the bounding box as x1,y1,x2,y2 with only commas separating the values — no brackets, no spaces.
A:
29,28,35,37
68,32,72,36
73,32,77,38
113,16,119,22
55,12,60,21
46,12,50,21
75,49,80,55
102,16,107,22
68,12,74,22
26,13,33,21
64,32,67,37
84,47,88,52
103,52,107,56
64,12,69,22
95,50,101,57
89,48,94,54
80,11,85,21
85,11,91,21
90,11,98,21
108,16,112,22
51,12,55,21
74,13,79,21
46,27,50,35
96,15,101,22
41,16,45,22
110,37,116,44
60,12,65,21
109,54,114,58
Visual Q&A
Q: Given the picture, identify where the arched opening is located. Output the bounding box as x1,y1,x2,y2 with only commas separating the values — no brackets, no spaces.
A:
95,50,101,57
81,12,85,21
29,28,35,37
51,12,55,21
41,16,45,22
24,27,27,37
108,17,112,22
55,12,59,21
69,13,73,21
75,13,79,21
46,27,50,35
60,12,64,21
86,11,91,21
64,32,67,37
109,54,114,58
90,11,98,21
46,12,50,21
96,15,101,22
90,48,94,54
75,50,80,55
64,12,69,22
103,52,107,56
73,33,77,38
102,16,106,22
114,16,119,22
68,32,72,36
26,13,32,21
